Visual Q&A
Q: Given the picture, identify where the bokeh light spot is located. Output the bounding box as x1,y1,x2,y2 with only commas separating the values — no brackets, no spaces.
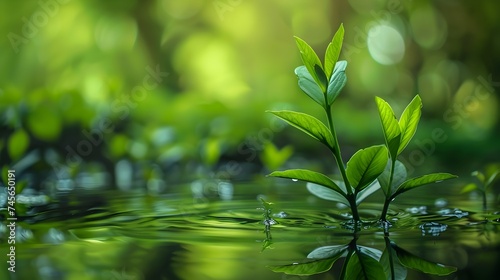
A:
367,25,405,65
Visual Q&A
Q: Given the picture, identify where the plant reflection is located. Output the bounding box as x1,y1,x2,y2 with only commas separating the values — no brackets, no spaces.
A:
259,199,277,252
267,225,457,279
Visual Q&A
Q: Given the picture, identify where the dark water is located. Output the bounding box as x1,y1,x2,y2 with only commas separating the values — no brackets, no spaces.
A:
1,180,499,280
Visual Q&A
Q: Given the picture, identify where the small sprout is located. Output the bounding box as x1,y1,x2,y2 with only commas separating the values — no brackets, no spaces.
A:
461,165,500,210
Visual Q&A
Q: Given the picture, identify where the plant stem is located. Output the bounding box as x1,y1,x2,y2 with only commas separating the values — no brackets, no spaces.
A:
380,159,396,221
325,106,351,194
482,191,487,211
380,199,391,222
324,105,360,221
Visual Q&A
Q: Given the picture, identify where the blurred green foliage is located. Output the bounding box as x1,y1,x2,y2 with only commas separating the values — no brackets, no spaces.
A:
0,0,499,184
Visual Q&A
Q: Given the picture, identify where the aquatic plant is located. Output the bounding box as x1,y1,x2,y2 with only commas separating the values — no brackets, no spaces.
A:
461,165,499,210
267,24,457,223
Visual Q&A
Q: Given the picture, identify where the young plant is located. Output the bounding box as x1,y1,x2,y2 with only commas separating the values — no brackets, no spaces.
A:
461,166,499,210
267,24,388,222
267,24,457,223
375,97,457,222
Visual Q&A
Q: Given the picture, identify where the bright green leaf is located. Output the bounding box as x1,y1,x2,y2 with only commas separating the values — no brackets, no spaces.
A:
375,97,401,159
398,95,422,155
307,245,348,259
346,145,388,191
202,138,221,167
269,169,344,194
294,36,326,92
324,24,345,80
394,244,457,276
485,170,499,189
327,61,347,105
260,142,293,171
27,107,62,141
307,182,349,206
295,66,325,107
267,110,335,150
8,129,30,161
268,256,339,276
460,183,478,194
345,251,387,280
378,160,407,197
394,173,457,198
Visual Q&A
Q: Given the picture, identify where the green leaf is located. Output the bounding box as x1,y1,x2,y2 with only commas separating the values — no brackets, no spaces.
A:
345,251,387,280
314,64,328,93
307,245,348,259
307,182,349,206
358,246,383,261
202,138,221,167
375,97,401,159
260,142,293,171
269,169,344,194
295,66,325,107
381,242,407,280
268,256,341,276
327,61,347,105
394,173,457,198
294,36,326,92
398,95,422,155
378,160,407,197
8,129,30,161
355,180,381,205
346,145,388,192
485,170,499,189
267,110,335,150
460,183,478,194
393,244,457,276
471,170,485,184
27,107,62,141
324,23,345,80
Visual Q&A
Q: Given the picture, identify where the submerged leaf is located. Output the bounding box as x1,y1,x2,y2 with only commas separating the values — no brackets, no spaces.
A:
324,24,344,80
393,244,457,276
295,66,325,107
269,169,344,194
394,173,457,198
346,145,388,192
307,182,349,206
267,110,335,150
307,245,349,259
268,256,340,276
381,242,408,280
327,61,347,105
375,97,401,159
345,251,387,280
398,95,422,155
294,36,326,92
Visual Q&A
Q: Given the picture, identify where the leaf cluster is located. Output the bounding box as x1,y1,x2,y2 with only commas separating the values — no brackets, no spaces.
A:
267,24,457,222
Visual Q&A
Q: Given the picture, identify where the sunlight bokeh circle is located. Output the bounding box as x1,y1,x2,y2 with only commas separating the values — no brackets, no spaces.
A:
367,25,405,65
